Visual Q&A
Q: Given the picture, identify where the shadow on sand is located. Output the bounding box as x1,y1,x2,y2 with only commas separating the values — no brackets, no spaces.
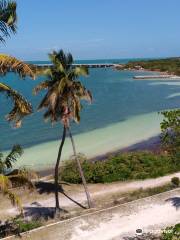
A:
35,181,87,209
24,206,66,220
23,181,87,220
166,197,180,210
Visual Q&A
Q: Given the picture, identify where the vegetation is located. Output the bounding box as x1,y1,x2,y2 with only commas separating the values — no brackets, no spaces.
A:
162,223,180,240
60,152,180,183
120,57,180,76
0,0,36,127
34,49,93,214
120,182,176,206
13,218,42,233
0,145,35,214
122,223,180,240
0,218,42,238
0,0,17,42
171,177,180,187
160,110,180,161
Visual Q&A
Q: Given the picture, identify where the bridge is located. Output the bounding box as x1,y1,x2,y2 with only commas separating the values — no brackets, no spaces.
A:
37,63,115,68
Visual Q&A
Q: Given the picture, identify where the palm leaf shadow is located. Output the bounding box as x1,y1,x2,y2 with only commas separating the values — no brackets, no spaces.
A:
35,181,87,209
166,197,180,210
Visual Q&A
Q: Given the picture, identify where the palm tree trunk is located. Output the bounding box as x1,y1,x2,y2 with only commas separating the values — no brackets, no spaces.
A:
67,126,94,208
54,125,66,215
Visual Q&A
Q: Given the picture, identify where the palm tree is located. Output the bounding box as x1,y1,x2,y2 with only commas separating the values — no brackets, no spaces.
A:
0,1,36,215
0,145,35,215
0,0,36,126
34,49,94,215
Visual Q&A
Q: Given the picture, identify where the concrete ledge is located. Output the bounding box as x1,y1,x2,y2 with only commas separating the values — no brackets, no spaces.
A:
2,188,180,240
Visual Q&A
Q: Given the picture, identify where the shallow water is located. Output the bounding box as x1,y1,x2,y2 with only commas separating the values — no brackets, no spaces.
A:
11,111,163,170
1,60,180,170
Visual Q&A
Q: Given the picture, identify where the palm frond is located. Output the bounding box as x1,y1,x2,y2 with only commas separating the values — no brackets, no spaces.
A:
0,174,23,213
0,82,32,127
73,66,89,77
72,81,92,102
0,54,36,79
4,189,23,213
4,144,23,169
0,174,11,191
0,0,17,42
33,80,52,95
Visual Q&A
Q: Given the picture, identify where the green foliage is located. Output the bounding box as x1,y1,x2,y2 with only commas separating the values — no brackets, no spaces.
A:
162,223,180,240
0,0,17,42
60,151,180,183
160,110,180,161
0,145,36,213
0,218,42,238
13,218,42,233
34,49,92,126
123,184,173,203
0,2,36,127
122,57,180,76
171,177,180,187
0,144,23,174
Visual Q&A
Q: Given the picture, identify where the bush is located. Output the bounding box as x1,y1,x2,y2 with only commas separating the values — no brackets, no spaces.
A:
162,223,180,240
14,218,42,233
160,110,180,161
171,177,180,187
60,151,180,183
0,218,42,238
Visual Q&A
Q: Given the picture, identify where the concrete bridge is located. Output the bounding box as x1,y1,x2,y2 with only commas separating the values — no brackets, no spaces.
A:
37,63,115,68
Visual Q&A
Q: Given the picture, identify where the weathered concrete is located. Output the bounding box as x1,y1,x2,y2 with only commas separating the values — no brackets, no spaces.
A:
3,189,180,240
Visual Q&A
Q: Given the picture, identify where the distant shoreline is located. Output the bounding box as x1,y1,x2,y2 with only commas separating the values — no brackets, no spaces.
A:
115,66,180,80
114,57,180,79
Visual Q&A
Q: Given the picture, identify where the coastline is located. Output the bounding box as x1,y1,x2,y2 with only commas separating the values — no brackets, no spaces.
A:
38,134,161,177
10,111,163,172
114,65,180,80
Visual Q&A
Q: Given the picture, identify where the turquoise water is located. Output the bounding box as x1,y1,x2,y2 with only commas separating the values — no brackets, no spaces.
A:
1,59,180,170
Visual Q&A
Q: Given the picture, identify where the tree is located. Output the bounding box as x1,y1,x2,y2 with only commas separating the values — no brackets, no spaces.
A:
34,49,93,215
0,145,35,215
160,109,180,161
0,1,36,127
0,1,37,216
0,0,17,42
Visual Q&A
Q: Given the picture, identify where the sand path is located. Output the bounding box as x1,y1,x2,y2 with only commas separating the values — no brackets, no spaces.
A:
0,172,180,221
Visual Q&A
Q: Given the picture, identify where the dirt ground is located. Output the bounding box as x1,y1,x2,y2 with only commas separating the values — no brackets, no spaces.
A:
0,172,180,222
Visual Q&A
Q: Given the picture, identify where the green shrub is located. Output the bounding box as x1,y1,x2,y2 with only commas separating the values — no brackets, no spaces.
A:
161,110,180,160
171,177,180,187
13,218,42,233
162,223,180,240
0,218,42,238
60,151,180,183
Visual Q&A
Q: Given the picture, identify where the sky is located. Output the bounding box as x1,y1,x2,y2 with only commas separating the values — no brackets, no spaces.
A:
1,0,180,60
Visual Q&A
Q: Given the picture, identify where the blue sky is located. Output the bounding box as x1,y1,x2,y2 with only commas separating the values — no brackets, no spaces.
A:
1,0,180,60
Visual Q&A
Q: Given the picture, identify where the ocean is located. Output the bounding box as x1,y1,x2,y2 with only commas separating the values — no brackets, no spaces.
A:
0,59,180,170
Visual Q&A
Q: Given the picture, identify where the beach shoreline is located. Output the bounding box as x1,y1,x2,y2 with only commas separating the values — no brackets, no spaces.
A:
115,67,180,80
38,134,161,177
